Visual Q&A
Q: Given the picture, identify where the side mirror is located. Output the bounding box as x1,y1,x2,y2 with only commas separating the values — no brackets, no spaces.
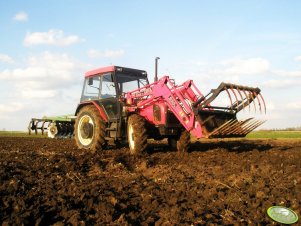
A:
88,77,93,85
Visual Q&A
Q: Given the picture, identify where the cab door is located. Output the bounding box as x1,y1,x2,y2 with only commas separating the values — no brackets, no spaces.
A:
98,73,119,120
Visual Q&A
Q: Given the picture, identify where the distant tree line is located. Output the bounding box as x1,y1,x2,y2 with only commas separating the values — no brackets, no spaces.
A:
260,126,301,131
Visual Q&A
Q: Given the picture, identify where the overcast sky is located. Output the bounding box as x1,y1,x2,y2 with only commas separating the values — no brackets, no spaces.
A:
1,0,301,131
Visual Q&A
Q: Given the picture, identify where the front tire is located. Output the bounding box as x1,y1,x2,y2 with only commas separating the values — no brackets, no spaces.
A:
127,114,148,155
74,106,106,152
177,130,190,152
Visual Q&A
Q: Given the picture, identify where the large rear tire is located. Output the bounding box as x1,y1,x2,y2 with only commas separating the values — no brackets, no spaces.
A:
74,106,106,152
127,114,148,155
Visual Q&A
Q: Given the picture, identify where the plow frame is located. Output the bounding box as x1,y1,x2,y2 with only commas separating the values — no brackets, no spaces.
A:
28,116,76,138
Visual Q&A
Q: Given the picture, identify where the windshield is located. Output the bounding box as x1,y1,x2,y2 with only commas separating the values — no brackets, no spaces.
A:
116,73,148,93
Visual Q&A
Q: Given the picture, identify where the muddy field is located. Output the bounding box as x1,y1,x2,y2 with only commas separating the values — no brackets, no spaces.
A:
0,137,300,225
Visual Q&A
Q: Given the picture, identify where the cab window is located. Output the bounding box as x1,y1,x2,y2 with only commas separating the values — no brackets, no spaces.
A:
81,76,101,100
100,73,116,98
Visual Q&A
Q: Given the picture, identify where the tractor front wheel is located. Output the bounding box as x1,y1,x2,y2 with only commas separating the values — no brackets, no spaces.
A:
74,106,106,152
127,114,148,155
168,130,190,152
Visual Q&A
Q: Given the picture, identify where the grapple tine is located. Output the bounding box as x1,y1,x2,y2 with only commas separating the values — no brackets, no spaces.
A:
245,120,265,134
241,119,259,135
218,120,238,133
229,121,245,135
258,93,266,114
208,119,235,137
225,119,253,136
248,90,256,113
242,89,251,112
231,118,254,135
236,87,245,111
253,91,262,114
219,120,241,135
230,85,239,110
224,87,233,112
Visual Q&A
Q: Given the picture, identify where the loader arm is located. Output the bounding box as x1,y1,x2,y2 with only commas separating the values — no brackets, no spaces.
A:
126,76,201,136
126,76,266,139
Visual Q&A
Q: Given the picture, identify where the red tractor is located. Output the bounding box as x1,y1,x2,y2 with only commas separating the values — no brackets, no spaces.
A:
74,65,266,154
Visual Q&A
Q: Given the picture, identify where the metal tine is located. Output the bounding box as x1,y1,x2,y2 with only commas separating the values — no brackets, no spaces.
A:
243,120,263,135
246,121,264,134
34,121,39,135
245,120,266,134
219,120,242,135
234,119,256,136
258,93,267,114
230,119,254,135
216,119,238,135
224,87,233,112
241,89,251,113
216,119,254,137
248,90,257,113
208,120,232,137
228,120,246,135
209,119,236,136
240,119,260,135
220,121,239,135
227,120,250,135
230,85,239,110
231,118,254,135
236,87,245,112
41,121,46,135
253,91,262,114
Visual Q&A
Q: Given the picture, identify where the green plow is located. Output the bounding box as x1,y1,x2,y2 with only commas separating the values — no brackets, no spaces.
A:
28,115,76,138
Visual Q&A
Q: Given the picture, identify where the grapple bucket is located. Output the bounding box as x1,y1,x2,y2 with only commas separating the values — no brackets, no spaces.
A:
194,82,266,138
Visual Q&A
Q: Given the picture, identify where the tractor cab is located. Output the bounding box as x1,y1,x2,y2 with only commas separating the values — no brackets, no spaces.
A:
79,66,148,119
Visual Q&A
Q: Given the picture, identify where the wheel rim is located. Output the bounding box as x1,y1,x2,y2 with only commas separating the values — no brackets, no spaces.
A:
78,115,94,146
48,123,58,138
128,124,135,151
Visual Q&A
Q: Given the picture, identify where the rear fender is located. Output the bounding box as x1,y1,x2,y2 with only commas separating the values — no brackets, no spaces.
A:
75,101,108,122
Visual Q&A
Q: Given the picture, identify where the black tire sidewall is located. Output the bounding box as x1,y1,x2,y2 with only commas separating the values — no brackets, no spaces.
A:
75,106,106,151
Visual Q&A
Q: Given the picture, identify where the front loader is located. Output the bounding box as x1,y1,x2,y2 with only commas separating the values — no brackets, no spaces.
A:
73,64,266,154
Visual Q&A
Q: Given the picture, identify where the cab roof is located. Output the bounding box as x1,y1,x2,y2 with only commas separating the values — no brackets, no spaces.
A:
85,66,147,78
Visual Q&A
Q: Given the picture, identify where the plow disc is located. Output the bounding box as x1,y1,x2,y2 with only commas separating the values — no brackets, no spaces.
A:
195,82,266,138
28,116,76,138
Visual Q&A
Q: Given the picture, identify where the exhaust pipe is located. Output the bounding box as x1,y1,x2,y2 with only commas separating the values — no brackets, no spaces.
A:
154,57,160,82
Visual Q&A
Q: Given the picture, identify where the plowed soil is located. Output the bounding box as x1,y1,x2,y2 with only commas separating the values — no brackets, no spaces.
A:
0,137,300,225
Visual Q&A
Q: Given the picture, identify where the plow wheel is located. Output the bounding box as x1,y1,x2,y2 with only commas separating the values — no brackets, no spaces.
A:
177,130,190,152
127,114,148,155
74,106,106,152
48,122,58,138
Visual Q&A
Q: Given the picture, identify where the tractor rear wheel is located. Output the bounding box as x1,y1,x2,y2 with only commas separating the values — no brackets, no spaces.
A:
127,114,148,155
74,105,106,152
177,130,190,152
